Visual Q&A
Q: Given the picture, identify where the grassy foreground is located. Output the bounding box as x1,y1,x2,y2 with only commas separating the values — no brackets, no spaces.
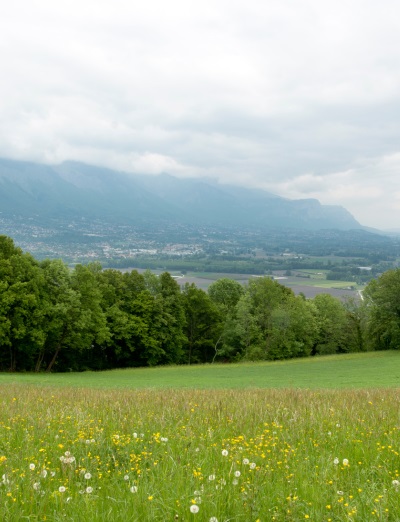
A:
1,385,400,521
2,353,400,521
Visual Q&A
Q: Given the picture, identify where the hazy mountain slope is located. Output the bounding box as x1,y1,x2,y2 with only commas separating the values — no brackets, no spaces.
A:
0,158,362,230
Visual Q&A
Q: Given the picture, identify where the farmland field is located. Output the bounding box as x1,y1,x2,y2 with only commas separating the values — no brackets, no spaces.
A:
122,267,360,299
1,353,400,521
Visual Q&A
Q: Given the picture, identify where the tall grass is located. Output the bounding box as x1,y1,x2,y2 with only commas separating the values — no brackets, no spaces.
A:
1,384,400,520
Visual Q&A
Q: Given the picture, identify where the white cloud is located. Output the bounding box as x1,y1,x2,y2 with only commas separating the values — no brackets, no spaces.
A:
0,0,400,228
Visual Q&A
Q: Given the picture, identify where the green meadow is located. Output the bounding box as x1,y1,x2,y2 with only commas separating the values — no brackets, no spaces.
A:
0,351,399,390
2,352,400,521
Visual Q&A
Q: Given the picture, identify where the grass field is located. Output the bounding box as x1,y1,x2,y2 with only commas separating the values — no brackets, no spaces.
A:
1,351,399,390
2,353,400,521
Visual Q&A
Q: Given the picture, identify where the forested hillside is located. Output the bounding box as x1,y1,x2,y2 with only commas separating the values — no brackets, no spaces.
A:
0,235,398,372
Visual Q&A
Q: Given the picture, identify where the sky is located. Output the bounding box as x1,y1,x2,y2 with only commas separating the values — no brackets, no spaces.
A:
1,1,400,230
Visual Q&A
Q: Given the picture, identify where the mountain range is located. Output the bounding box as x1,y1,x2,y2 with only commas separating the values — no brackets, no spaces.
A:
0,158,363,230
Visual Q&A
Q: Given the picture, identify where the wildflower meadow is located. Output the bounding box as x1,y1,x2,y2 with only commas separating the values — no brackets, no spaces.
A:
1,381,400,521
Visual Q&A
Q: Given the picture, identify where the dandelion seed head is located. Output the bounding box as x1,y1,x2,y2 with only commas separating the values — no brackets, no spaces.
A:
190,504,200,514
86,486,93,494
234,470,241,477
59,486,66,493
221,449,228,457
84,472,92,480
242,458,250,465
29,463,35,470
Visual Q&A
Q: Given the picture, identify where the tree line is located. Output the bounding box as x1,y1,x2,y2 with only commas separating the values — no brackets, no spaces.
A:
0,235,398,372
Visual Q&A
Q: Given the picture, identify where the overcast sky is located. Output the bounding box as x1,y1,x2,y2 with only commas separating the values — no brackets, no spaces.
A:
1,1,400,229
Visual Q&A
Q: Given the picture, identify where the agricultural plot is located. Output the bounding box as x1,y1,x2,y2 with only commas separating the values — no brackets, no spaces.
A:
120,267,361,299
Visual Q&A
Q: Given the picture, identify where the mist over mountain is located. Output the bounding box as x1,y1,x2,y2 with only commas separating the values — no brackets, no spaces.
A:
0,158,362,230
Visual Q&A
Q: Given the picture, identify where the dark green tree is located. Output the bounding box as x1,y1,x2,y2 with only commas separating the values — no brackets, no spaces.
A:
182,283,222,364
363,269,400,350
312,294,349,355
0,242,44,371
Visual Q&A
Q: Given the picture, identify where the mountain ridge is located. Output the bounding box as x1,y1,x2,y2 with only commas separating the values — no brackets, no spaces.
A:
0,157,363,231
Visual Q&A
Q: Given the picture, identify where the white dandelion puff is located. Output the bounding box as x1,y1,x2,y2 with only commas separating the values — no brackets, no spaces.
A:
190,505,200,514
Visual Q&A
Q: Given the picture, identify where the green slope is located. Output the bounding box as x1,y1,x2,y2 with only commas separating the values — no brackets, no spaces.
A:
0,351,399,389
